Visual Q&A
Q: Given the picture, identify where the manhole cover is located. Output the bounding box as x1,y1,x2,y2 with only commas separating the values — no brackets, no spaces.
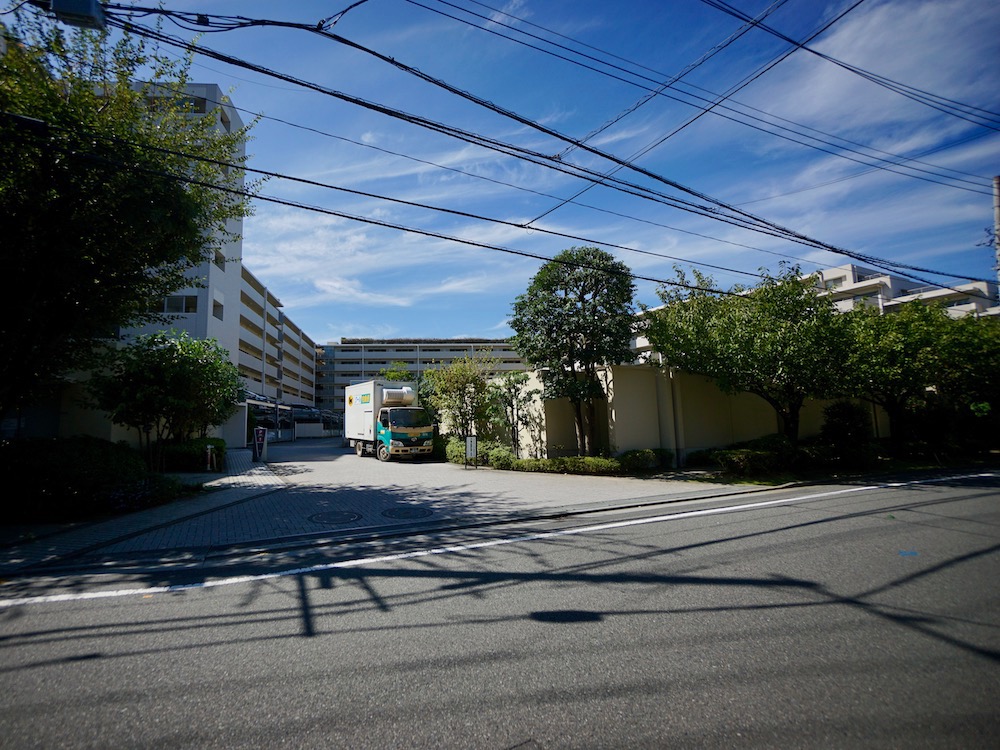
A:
381,507,433,520
309,511,363,525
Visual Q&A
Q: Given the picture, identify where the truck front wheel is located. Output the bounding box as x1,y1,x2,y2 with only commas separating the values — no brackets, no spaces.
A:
377,443,392,462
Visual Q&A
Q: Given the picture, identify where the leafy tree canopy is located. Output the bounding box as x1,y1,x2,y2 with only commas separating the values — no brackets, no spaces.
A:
0,11,256,417
422,353,500,440
644,264,846,443
842,301,950,435
378,361,413,382
488,370,540,458
510,246,636,455
88,331,242,468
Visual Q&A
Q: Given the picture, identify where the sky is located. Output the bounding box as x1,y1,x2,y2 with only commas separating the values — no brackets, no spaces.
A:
39,0,1000,344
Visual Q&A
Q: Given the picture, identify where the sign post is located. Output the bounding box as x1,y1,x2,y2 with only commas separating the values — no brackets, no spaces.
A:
253,426,268,462
465,435,478,469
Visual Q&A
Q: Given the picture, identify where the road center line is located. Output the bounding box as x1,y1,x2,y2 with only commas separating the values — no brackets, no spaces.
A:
1,472,992,608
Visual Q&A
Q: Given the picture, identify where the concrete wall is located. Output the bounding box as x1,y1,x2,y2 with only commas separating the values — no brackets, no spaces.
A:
606,365,664,453
531,365,886,465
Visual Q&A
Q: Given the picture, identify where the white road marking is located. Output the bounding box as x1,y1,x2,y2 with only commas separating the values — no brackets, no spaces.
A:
0,472,993,609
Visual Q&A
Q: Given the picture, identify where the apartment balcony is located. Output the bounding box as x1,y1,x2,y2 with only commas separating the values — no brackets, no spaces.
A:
238,349,264,372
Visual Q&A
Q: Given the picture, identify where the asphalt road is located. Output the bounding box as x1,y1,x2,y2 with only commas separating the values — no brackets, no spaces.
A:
1,471,997,748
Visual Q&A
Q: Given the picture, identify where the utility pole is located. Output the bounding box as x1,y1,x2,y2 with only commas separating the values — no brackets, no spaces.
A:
994,176,1000,304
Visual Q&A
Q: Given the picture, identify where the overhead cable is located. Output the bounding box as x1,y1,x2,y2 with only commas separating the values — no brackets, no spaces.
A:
100,11,991,283
414,0,993,193
697,0,1000,130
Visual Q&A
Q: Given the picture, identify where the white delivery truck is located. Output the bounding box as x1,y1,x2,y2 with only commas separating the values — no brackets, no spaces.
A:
344,380,436,461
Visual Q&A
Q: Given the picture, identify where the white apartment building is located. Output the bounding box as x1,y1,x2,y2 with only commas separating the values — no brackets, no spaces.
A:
814,263,999,317
316,339,526,417
133,85,316,444
41,85,317,447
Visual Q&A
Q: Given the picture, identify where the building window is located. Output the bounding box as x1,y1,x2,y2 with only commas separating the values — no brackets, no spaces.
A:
213,300,224,321
824,277,844,290
213,250,226,270
159,295,198,314
852,292,879,307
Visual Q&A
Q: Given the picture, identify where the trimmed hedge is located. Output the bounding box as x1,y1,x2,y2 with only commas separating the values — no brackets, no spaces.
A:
440,436,677,476
512,456,622,475
711,448,784,477
618,448,674,472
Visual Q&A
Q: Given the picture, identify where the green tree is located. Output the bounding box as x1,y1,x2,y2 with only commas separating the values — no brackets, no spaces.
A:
88,331,242,468
0,13,255,419
933,311,1000,445
644,265,846,444
842,301,950,442
510,247,637,456
378,361,413,381
488,371,540,458
423,353,499,440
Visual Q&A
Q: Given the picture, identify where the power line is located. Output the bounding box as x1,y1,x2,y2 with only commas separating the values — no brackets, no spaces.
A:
413,0,993,194
7,106,989,301
697,0,1000,130
99,10,992,284
31,3,982,287
106,3,994,199
158,85,842,275
524,0,883,224
552,0,792,161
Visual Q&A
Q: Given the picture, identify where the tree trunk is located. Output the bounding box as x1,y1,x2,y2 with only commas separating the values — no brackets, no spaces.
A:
776,402,802,445
572,399,586,456
584,398,598,456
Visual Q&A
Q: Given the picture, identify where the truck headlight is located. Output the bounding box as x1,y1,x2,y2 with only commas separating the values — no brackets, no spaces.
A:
390,440,403,447
423,440,433,446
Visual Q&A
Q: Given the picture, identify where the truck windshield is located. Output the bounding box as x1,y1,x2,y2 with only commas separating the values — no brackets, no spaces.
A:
389,408,432,428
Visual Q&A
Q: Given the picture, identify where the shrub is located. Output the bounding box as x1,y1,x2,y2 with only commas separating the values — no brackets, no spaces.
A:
161,437,227,472
511,457,547,473
820,400,876,468
743,433,795,455
510,455,621,475
618,449,659,472
652,448,675,468
487,445,516,470
0,436,181,522
445,436,466,464
684,448,718,468
711,448,782,477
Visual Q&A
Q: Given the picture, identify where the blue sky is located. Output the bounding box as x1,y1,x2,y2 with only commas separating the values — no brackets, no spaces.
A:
95,1,1000,343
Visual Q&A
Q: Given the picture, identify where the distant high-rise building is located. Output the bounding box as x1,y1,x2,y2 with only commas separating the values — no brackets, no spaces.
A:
316,339,525,418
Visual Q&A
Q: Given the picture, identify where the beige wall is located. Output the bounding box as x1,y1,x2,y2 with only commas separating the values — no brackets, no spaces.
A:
543,398,580,457
606,366,664,453
533,365,887,465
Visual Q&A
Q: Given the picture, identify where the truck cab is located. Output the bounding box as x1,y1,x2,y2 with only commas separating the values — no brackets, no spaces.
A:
375,406,435,461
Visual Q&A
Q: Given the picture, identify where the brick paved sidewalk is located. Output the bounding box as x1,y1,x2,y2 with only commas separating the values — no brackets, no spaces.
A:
0,440,763,575
0,448,284,574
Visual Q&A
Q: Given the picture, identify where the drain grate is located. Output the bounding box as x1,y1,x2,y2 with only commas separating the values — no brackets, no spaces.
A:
381,507,433,520
309,511,363,525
